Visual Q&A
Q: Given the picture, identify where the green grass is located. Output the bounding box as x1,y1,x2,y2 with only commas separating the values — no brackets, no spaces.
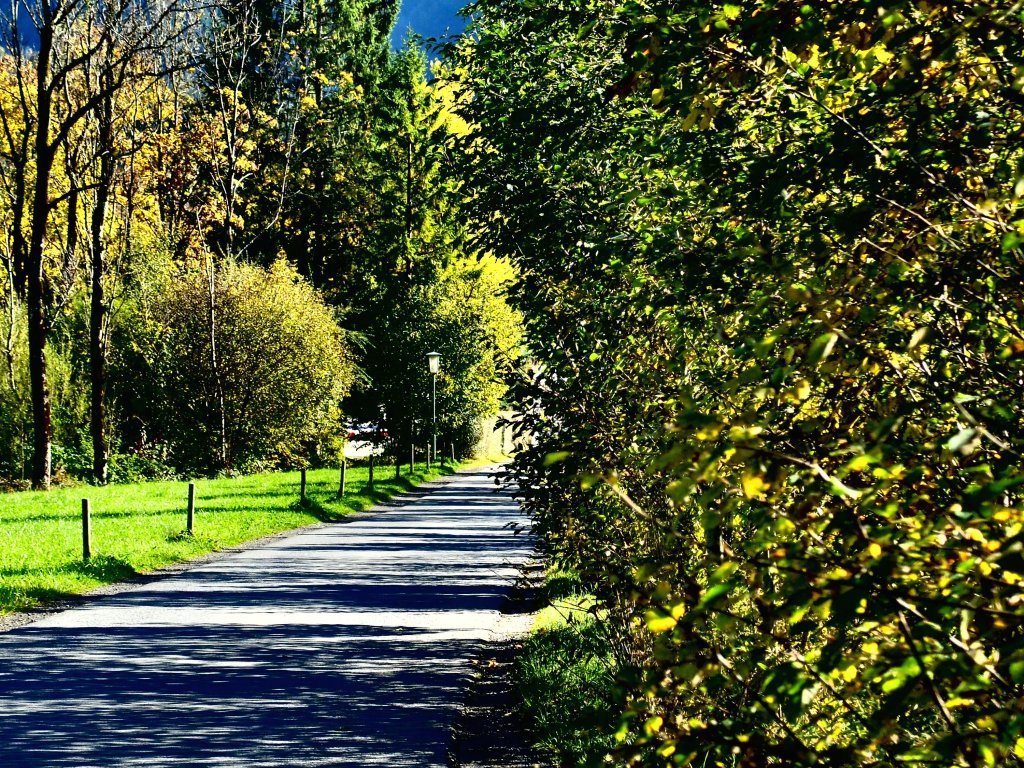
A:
516,568,619,767
0,460,457,614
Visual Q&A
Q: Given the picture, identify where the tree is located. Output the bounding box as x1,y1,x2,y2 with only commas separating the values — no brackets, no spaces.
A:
341,41,523,461
0,0,203,487
190,0,399,281
358,254,523,461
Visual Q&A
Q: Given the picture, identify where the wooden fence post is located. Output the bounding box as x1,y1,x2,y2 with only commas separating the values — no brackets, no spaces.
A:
338,459,347,498
81,499,91,560
300,468,307,504
368,454,374,489
410,444,414,474
451,443,456,463
426,444,431,471
187,483,196,534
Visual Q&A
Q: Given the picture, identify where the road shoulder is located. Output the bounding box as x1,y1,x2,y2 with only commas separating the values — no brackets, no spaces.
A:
449,557,550,768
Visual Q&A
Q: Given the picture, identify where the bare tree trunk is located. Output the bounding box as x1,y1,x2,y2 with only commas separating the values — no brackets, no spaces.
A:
89,73,114,485
3,262,17,393
206,256,228,469
8,162,28,299
27,12,56,489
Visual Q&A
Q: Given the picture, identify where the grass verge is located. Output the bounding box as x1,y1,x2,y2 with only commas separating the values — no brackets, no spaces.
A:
515,568,619,766
0,460,460,615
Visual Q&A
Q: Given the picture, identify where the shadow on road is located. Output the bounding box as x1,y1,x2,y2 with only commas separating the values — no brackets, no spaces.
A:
0,469,532,768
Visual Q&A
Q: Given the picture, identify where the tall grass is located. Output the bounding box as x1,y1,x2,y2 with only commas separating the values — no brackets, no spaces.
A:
515,569,619,766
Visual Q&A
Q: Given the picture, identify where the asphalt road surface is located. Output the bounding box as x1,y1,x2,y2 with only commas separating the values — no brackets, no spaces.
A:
0,467,533,767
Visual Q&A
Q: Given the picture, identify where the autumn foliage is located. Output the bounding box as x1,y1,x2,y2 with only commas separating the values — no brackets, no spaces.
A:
454,0,1024,764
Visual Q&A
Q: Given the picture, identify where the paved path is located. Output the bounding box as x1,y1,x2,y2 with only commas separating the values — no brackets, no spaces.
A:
0,468,533,767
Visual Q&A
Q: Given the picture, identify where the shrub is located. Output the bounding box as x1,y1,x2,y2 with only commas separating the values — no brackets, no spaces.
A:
149,259,354,473
455,1,1024,766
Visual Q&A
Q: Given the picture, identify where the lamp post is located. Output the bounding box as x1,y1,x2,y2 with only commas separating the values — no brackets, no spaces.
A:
426,352,440,464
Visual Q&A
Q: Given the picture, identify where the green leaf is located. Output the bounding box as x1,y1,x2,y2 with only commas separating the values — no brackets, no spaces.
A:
576,19,598,39
543,451,571,466
709,561,738,584
806,331,838,365
1002,230,1024,253
945,428,977,453
696,582,733,611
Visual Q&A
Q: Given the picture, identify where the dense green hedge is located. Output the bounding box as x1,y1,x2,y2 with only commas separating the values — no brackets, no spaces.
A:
452,1,1024,765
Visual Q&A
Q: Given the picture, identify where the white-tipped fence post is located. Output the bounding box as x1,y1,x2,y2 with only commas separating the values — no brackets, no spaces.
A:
338,459,347,499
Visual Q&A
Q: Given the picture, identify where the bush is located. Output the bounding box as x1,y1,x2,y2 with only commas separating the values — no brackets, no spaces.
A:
107,449,177,484
148,259,354,473
456,1,1024,766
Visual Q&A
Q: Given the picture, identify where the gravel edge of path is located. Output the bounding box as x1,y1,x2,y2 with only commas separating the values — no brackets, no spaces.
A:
448,555,551,768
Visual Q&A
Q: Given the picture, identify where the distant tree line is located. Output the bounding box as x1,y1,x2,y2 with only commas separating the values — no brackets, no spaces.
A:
0,0,521,488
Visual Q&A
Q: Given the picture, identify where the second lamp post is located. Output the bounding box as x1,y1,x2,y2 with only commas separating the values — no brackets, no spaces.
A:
426,352,440,464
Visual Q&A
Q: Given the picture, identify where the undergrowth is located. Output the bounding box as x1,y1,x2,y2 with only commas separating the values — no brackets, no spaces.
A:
516,568,619,766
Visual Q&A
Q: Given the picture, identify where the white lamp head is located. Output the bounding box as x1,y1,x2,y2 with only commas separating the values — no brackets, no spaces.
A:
426,352,441,375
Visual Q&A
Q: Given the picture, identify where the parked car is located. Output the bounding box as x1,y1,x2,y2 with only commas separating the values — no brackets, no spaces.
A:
346,422,388,440
344,423,388,459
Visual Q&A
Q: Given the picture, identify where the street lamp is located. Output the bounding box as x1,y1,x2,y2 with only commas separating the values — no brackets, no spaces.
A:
426,352,440,463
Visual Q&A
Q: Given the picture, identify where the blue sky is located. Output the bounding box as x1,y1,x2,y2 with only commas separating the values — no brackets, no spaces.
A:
391,0,468,47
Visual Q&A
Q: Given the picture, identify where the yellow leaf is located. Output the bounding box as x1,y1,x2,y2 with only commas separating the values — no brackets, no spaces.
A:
782,378,811,404
644,715,664,736
645,610,677,634
965,527,986,543
696,422,724,440
742,471,770,499
945,696,975,709
681,106,700,131
729,425,763,441
807,44,821,70
846,454,873,472
872,44,894,65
